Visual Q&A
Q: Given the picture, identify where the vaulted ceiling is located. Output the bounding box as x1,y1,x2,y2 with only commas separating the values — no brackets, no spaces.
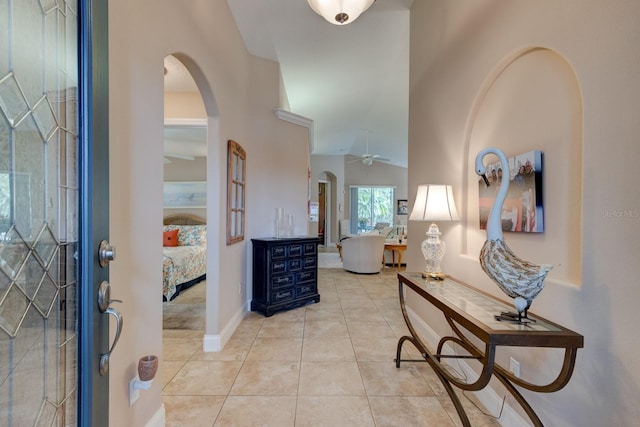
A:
165,1,413,168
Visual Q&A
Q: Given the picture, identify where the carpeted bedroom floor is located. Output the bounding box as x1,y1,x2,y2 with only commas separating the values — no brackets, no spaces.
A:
163,281,206,330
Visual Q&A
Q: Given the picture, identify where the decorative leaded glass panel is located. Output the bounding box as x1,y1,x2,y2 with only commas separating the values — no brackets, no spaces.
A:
0,0,79,424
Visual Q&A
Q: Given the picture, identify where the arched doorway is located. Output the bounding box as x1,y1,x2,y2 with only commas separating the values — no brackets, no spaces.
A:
162,55,208,333
161,54,223,350
317,171,338,247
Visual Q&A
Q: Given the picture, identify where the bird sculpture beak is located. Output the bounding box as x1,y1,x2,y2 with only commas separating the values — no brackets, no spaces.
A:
482,175,490,186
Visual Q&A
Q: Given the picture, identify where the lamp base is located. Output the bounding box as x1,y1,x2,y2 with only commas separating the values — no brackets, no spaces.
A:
422,271,446,280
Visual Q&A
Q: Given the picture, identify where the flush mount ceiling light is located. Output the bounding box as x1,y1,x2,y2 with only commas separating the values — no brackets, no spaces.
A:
307,0,375,25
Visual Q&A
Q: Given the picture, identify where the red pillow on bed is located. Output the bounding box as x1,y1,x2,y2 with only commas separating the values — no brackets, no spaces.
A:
163,229,179,247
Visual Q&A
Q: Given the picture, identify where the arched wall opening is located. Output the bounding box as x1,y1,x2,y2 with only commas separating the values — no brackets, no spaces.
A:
461,47,583,287
163,53,223,341
318,171,338,246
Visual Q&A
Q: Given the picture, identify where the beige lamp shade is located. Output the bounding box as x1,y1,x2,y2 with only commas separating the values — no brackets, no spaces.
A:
409,184,460,222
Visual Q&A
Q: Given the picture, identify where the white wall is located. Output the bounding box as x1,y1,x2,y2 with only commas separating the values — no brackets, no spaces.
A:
408,1,640,426
108,0,309,425
244,54,312,304
165,92,206,119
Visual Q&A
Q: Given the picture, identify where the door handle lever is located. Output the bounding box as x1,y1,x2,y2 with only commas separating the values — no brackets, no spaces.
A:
99,306,123,376
97,280,124,375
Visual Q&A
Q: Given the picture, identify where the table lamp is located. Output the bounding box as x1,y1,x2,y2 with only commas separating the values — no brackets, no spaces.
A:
409,184,460,280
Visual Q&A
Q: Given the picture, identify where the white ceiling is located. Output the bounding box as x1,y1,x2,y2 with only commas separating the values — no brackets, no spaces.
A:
164,55,199,93
165,1,412,168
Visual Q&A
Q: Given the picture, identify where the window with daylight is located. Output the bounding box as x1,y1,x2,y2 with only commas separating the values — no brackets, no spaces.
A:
349,186,395,234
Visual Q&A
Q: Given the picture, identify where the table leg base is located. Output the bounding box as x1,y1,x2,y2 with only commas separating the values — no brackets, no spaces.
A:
396,335,472,427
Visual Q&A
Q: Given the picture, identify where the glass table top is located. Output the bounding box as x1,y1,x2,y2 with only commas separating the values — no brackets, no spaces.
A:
402,273,561,333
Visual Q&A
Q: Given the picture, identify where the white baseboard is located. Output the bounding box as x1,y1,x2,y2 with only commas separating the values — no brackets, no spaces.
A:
202,301,248,352
145,404,165,427
202,334,221,352
405,307,528,427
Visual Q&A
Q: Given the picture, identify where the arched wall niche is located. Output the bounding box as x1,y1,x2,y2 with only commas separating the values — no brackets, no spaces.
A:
461,47,583,286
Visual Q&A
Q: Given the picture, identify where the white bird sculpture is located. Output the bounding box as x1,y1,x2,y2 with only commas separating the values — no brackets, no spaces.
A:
475,147,553,322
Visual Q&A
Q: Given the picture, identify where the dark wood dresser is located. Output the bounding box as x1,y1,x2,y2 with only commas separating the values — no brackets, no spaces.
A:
251,237,320,316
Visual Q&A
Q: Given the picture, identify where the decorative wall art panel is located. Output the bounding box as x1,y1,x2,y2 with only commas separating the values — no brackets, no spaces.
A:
478,150,544,233
164,181,207,208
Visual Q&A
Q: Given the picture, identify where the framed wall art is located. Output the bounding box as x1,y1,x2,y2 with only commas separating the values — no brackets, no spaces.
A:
163,181,207,209
478,150,544,233
397,199,408,215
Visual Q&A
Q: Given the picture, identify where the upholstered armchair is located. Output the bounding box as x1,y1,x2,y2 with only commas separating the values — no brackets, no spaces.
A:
339,219,356,241
341,234,386,274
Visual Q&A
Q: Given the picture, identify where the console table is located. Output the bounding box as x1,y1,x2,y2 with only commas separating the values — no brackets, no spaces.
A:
251,237,320,316
395,272,583,427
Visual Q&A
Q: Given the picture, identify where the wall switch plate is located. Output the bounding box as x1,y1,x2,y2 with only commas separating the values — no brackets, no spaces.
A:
509,357,520,378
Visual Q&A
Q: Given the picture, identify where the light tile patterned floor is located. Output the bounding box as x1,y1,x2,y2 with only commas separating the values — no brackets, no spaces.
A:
162,268,503,427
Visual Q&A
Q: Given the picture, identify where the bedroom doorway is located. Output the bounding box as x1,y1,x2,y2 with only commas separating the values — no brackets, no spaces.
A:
317,172,337,247
162,55,208,335
318,182,327,246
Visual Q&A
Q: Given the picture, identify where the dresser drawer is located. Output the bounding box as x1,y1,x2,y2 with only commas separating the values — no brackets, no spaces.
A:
296,283,316,298
271,245,287,259
271,274,295,289
288,244,303,257
272,288,294,303
303,242,317,256
303,256,316,269
297,270,316,283
288,258,303,271
271,260,287,274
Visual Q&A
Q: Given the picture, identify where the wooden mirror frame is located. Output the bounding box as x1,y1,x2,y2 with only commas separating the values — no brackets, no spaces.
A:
226,140,246,245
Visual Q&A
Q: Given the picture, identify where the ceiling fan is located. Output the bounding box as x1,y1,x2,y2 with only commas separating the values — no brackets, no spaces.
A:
348,130,390,166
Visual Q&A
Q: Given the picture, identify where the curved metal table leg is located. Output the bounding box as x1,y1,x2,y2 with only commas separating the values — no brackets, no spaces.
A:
396,282,474,426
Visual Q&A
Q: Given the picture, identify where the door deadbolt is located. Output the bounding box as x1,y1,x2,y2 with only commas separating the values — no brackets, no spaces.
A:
98,240,116,267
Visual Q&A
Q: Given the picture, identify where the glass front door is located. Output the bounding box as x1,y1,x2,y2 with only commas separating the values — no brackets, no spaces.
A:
0,0,110,425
